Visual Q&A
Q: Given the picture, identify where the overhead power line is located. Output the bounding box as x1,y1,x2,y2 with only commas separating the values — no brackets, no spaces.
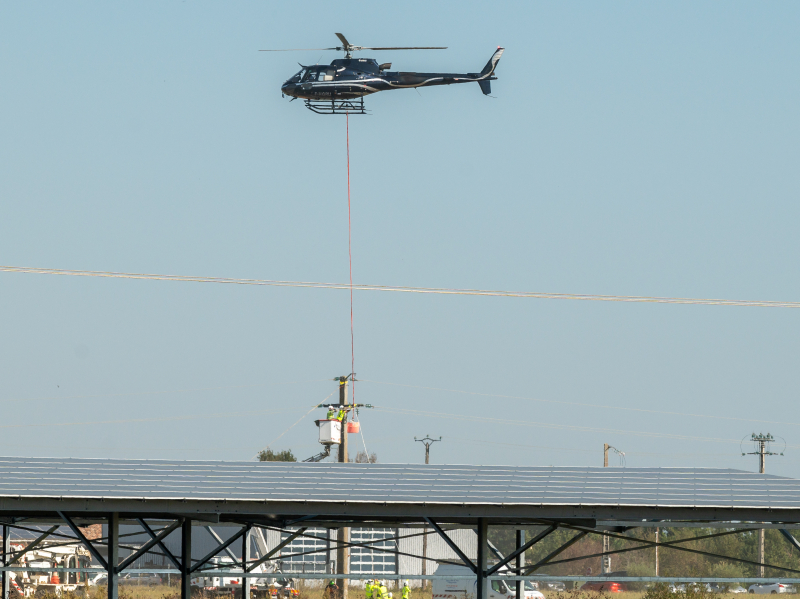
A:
2,265,799,308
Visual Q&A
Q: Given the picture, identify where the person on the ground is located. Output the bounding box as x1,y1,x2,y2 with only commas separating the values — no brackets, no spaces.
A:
402,581,410,599
325,580,339,599
365,579,374,599
377,581,389,599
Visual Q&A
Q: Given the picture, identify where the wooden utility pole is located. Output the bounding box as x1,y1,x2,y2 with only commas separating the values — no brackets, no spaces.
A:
337,376,350,599
655,528,660,577
415,435,440,590
602,444,610,573
745,433,781,578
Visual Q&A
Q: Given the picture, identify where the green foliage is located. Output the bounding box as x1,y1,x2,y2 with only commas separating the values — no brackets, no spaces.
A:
257,448,297,462
486,526,800,579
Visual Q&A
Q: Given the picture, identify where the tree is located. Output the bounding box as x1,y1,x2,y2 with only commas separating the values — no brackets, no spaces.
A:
355,451,378,463
257,448,297,462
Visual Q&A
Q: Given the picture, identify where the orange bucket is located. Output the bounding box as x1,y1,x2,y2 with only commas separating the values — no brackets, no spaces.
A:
346,422,360,434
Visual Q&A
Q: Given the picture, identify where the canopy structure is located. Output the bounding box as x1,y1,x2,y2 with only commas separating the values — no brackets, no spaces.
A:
2,457,800,599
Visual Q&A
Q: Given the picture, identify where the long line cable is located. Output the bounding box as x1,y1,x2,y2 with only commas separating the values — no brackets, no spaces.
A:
3,265,799,308
347,112,355,403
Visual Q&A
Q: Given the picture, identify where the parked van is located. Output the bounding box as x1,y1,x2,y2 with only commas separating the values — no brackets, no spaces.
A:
432,565,544,599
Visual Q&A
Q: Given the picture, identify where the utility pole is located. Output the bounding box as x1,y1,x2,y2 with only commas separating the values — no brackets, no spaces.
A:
602,444,624,574
744,433,783,578
655,527,660,577
335,375,352,599
415,435,442,465
415,435,441,591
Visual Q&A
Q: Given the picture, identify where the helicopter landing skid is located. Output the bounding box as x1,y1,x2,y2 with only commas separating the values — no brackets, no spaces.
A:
304,97,367,115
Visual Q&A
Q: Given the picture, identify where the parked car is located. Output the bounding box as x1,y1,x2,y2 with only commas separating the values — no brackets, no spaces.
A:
540,583,566,592
707,583,747,594
581,572,629,593
433,564,544,599
120,573,163,586
749,584,790,594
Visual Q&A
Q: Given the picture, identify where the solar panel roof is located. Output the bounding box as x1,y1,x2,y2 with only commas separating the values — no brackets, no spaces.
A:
0,457,797,510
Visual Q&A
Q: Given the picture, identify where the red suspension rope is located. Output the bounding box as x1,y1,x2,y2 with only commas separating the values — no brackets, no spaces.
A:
347,113,354,405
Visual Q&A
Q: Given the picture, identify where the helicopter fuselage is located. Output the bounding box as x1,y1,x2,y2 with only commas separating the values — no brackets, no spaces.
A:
281,57,497,101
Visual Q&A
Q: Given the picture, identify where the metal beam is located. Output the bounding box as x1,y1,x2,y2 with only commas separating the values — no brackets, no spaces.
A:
108,513,119,599
424,518,476,572
57,514,108,570
487,525,558,576
476,519,488,599
515,530,524,599
2,524,9,599
246,527,308,572
116,520,182,573
524,531,588,575
191,526,249,573
137,518,182,571
242,526,251,599
780,529,800,552
181,519,192,599
6,525,59,565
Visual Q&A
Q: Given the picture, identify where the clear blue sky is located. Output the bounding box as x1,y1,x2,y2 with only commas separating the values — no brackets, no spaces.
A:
1,2,799,474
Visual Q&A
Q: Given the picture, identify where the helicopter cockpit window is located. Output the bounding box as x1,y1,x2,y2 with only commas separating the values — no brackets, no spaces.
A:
301,69,318,82
290,70,305,83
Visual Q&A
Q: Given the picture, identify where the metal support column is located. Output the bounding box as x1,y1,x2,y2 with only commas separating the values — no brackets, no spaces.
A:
515,529,525,599
2,524,9,599
182,519,192,599
395,528,400,588
476,519,488,599
108,513,119,599
242,526,251,599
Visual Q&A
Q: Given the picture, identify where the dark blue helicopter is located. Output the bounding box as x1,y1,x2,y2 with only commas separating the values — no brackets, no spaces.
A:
262,33,504,114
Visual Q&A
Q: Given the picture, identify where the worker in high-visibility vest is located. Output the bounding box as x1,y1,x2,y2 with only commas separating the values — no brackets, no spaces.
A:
402,581,410,599
365,580,374,599
336,408,346,421
326,407,336,419
379,581,389,599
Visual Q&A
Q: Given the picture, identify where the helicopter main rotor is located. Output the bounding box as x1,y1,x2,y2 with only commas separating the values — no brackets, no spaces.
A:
260,32,447,59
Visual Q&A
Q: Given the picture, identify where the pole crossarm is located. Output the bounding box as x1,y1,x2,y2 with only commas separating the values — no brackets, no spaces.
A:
190,526,249,573
137,519,182,571
487,525,558,576
57,513,108,571
116,520,182,573
524,531,587,575
780,529,800,552
246,527,307,572
6,525,59,565
425,517,477,573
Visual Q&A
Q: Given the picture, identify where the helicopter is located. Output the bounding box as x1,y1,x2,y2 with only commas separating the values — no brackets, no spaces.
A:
261,33,504,114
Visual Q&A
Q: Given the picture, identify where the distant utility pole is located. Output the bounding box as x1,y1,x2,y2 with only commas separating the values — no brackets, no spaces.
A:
415,435,441,591
744,433,783,578
415,435,442,464
602,444,625,574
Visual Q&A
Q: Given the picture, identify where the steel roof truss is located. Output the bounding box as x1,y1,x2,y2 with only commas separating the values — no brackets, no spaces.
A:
486,525,558,576
245,527,307,573
524,531,587,575
191,526,249,573
136,519,182,571
424,517,476,573
6,525,59,565
57,513,107,571
116,520,181,573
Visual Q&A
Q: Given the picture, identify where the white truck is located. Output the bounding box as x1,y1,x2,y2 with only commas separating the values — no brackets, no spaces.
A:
432,565,544,599
14,543,95,596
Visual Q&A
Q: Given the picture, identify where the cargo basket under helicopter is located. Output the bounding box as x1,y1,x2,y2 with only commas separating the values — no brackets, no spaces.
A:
304,97,367,115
